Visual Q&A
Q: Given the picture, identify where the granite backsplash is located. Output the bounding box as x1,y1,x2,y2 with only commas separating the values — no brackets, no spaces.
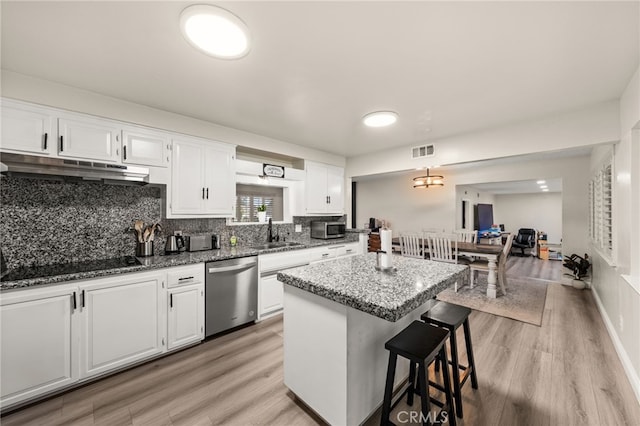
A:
0,177,345,270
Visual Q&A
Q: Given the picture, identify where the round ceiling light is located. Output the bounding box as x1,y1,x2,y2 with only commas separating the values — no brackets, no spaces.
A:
180,5,250,59
363,111,398,128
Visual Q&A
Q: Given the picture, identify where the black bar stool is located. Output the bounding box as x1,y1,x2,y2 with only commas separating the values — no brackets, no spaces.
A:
421,301,478,419
381,321,456,426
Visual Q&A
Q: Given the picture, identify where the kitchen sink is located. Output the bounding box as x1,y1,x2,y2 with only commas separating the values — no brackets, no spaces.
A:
250,241,304,250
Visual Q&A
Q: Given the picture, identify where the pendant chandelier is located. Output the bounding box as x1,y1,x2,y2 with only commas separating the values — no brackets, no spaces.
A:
413,169,444,188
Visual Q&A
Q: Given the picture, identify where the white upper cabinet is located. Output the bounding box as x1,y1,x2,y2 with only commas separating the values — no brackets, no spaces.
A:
203,143,236,215
122,126,170,168
305,161,344,215
170,136,236,217
58,115,122,163
1,99,55,155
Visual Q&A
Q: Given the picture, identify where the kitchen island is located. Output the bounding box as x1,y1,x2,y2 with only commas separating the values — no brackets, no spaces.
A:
277,253,468,426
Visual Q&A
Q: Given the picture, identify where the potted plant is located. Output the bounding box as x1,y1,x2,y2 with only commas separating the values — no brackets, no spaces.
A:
257,204,267,223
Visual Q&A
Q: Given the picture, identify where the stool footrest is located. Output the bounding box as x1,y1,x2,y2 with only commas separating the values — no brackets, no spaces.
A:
445,359,472,385
410,384,449,409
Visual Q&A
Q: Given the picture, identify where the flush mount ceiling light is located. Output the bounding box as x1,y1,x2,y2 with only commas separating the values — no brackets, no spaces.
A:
363,111,398,128
413,169,444,188
180,5,250,59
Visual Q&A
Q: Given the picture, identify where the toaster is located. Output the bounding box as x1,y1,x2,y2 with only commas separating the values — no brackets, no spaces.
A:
184,235,212,252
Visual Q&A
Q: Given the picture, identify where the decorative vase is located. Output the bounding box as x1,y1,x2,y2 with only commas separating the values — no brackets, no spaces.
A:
257,211,267,223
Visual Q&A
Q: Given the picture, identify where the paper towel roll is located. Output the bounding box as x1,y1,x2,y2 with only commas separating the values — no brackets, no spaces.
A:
380,229,393,268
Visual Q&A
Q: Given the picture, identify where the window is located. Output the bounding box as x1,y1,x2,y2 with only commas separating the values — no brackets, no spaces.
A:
235,184,283,222
589,155,613,258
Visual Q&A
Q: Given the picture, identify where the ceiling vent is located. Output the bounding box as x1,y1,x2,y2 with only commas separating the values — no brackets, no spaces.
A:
411,144,434,159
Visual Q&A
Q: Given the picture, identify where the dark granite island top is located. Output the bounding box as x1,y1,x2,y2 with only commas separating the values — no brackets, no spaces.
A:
277,252,468,322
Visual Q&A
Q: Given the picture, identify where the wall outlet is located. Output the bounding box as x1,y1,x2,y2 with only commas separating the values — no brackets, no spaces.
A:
295,224,302,233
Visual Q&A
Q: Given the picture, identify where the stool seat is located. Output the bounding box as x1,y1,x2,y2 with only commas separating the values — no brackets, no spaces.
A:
385,320,449,361
421,301,471,328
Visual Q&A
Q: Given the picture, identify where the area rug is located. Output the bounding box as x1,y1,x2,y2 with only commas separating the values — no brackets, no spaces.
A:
436,274,549,326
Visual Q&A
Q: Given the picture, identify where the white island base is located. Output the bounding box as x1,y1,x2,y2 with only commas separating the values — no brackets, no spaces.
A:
284,285,429,426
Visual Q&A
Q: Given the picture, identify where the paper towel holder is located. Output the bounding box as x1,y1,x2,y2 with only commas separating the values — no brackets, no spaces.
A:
375,250,397,273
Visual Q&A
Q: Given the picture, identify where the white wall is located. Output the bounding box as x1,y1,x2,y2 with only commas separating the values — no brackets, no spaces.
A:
0,70,346,167
590,65,640,402
355,155,588,258
493,192,563,244
355,172,453,235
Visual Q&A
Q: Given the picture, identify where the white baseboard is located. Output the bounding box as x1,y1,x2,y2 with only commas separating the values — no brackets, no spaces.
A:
590,288,640,404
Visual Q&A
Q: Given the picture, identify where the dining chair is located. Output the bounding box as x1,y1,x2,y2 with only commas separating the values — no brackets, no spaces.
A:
455,230,477,244
427,233,458,264
400,232,424,259
469,233,514,295
455,230,477,262
426,233,469,292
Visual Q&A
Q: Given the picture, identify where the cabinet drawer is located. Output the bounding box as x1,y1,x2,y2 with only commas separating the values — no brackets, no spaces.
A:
308,246,334,263
260,250,311,275
167,264,204,288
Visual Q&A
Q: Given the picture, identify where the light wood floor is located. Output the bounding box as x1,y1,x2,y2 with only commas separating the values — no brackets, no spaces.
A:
3,256,640,426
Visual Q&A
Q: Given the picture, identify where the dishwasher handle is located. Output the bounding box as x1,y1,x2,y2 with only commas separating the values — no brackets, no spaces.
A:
208,263,256,274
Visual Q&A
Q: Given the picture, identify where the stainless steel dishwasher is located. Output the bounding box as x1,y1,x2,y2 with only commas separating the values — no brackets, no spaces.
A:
205,256,258,337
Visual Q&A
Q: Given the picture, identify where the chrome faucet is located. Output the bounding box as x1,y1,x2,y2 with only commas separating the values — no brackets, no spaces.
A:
268,218,273,242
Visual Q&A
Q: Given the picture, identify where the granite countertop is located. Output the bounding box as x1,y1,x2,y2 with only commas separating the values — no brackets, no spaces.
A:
0,235,361,291
277,253,469,322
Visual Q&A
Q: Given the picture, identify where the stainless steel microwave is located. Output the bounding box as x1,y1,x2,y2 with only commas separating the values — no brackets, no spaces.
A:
311,221,346,239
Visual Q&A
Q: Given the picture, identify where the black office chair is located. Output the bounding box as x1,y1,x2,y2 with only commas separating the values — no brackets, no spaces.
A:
511,228,536,256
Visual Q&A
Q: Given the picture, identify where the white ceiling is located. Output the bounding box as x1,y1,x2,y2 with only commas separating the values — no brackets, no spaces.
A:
1,1,638,158
466,178,562,195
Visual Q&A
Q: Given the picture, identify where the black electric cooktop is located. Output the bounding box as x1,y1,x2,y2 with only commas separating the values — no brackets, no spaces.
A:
1,256,141,282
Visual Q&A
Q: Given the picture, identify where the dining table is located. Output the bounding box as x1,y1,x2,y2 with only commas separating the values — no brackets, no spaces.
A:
391,237,505,298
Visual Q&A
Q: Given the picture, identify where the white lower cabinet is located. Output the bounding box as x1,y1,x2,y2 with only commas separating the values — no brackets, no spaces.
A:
0,264,207,410
167,264,205,350
168,285,204,350
0,285,78,407
258,250,311,319
78,272,164,379
260,274,285,316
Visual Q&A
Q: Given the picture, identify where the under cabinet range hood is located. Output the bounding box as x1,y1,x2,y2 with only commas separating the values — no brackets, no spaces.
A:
0,153,149,185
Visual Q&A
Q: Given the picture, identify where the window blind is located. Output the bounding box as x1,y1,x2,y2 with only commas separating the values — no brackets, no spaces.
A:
589,156,613,258
235,184,284,222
